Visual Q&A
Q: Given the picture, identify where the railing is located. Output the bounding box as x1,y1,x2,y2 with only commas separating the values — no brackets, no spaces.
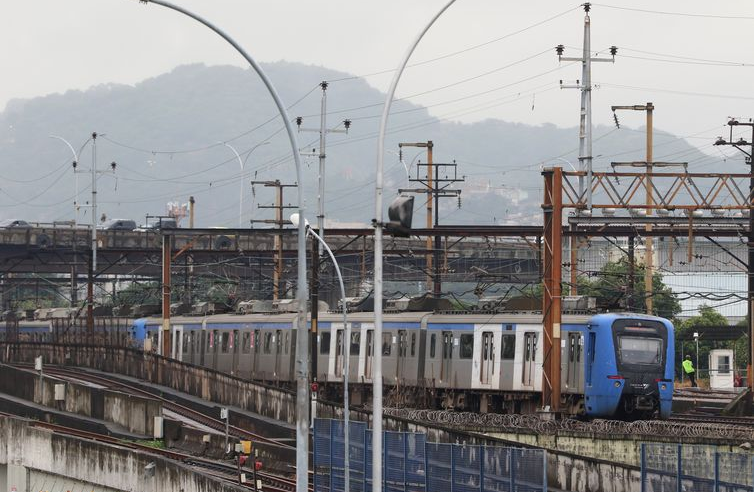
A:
313,418,547,492
641,442,754,492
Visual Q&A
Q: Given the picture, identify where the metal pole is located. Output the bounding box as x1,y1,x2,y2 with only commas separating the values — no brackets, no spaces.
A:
306,226,349,492
645,102,654,314
373,3,457,491
162,234,171,357
91,132,98,271
311,235,319,424
135,3,308,491
749,125,754,390
219,142,245,228
318,81,328,250
583,7,593,209
49,135,79,226
426,142,434,293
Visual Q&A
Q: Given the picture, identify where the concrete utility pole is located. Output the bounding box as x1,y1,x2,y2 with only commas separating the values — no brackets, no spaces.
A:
398,143,463,296
251,180,297,300
713,118,754,389
556,3,616,209
297,83,350,404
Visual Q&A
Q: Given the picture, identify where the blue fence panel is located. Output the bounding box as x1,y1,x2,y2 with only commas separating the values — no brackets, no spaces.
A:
453,444,481,492
718,452,753,492
513,448,546,492
642,443,680,492
314,419,547,492
681,445,715,492
426,443,453,492
405,433,427,492
641,443,754,492
483,445,512,492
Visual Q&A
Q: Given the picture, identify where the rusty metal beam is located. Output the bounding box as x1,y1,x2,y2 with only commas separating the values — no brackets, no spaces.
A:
542,167,562,413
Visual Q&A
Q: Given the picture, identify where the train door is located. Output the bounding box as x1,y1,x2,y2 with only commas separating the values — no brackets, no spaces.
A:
334,328,344,378
480,331,495,385
365,329,374,379
200,331,206,366
563,332,583,392
212,330,219,371
253,330,260,375
171,325,183,361
522,332,537,387
440,331,453,382
231,330,240,376
396,330,408,382
274,329,282,378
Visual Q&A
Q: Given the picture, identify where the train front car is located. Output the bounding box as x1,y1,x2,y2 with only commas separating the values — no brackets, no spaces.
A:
585,313,674,420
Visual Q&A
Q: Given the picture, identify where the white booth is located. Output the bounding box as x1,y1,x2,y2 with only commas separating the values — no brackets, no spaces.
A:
708,349,734,389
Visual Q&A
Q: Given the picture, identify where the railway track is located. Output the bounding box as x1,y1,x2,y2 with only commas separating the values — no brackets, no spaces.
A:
17,363,293,450
5,363,306,491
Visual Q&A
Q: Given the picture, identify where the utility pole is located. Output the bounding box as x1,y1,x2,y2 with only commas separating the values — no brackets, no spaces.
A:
611,103,685,314
296,82,351,248
74,132,116,333
251,180,297,300
296,84,350,397
398,141,463,296
713,118,754,390
556,3,617,209
161,234,172,357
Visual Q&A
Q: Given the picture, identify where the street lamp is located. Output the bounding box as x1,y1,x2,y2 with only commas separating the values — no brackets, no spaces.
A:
290,213,351,492
372,2,457,491
133,3,309,491
219,140,269,228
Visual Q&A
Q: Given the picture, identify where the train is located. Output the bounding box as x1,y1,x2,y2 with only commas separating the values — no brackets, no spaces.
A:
3,310,675,419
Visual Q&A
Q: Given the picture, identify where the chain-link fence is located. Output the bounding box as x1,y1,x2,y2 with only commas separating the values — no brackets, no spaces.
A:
641,443,754,492
314,418,547,492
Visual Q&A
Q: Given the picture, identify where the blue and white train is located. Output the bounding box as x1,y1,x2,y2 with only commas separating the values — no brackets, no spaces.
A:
129,310,674,419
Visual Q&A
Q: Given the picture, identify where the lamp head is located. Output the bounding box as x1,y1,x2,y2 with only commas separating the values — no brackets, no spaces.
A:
289,213,309,229
714,137,727,146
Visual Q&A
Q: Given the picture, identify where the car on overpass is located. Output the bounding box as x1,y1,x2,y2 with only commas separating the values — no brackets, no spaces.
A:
0,219,31,228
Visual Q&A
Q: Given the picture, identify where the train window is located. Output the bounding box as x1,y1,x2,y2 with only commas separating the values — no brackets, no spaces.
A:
254,331,260,352
382,332,392,356
320,332,331,354
263,333,273,354
182,333,189,353
430,334,436,358
350,332,360,356
569,337,575,362
411,333,416,357
501,334,516,360
618,336,661,365
242,332,251,354
459,334,473,359
220,332,229,353
285,333,289,354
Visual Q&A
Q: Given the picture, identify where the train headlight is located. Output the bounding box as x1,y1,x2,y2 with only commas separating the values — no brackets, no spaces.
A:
614,381,621,388
660,384,667,391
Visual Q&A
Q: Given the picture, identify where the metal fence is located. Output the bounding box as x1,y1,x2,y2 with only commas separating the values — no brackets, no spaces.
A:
313,418,547,492
641,443,754,492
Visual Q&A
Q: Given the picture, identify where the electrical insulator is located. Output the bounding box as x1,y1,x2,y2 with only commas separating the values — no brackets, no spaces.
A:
609,46,618,56
343,119,351,130
555,44,565,56
457,196,462,209
296,116,303,127
110,161,117,171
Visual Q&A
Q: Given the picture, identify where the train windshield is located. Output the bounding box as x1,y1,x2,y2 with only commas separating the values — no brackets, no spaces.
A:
618,336,662,365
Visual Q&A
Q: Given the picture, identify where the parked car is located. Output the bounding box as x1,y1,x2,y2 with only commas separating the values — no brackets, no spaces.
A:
0,219,31,228
99,219,137,230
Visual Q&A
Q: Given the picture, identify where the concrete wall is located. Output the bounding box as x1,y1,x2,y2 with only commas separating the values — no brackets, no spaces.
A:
0,363,161,436
0,415,246,492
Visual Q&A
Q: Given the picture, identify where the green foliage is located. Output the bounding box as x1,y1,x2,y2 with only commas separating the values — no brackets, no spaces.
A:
133,439,165,449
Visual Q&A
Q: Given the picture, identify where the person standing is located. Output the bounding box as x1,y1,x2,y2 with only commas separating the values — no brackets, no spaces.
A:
683,355,697,387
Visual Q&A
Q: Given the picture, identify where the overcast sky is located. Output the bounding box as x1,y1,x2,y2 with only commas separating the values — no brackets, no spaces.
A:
3,0,754,155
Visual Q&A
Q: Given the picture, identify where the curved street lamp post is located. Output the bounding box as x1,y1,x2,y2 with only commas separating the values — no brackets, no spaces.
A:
133,3,309,492
219,141,269,228
372,2,457,491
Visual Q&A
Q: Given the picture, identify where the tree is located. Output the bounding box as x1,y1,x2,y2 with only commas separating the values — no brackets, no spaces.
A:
574,258,681,320
676,305,730,378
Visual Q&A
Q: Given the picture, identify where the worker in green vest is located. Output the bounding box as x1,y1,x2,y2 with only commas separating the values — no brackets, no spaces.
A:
683,355,697,387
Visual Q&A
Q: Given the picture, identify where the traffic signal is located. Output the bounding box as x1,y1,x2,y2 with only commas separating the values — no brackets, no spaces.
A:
386,195,414,237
